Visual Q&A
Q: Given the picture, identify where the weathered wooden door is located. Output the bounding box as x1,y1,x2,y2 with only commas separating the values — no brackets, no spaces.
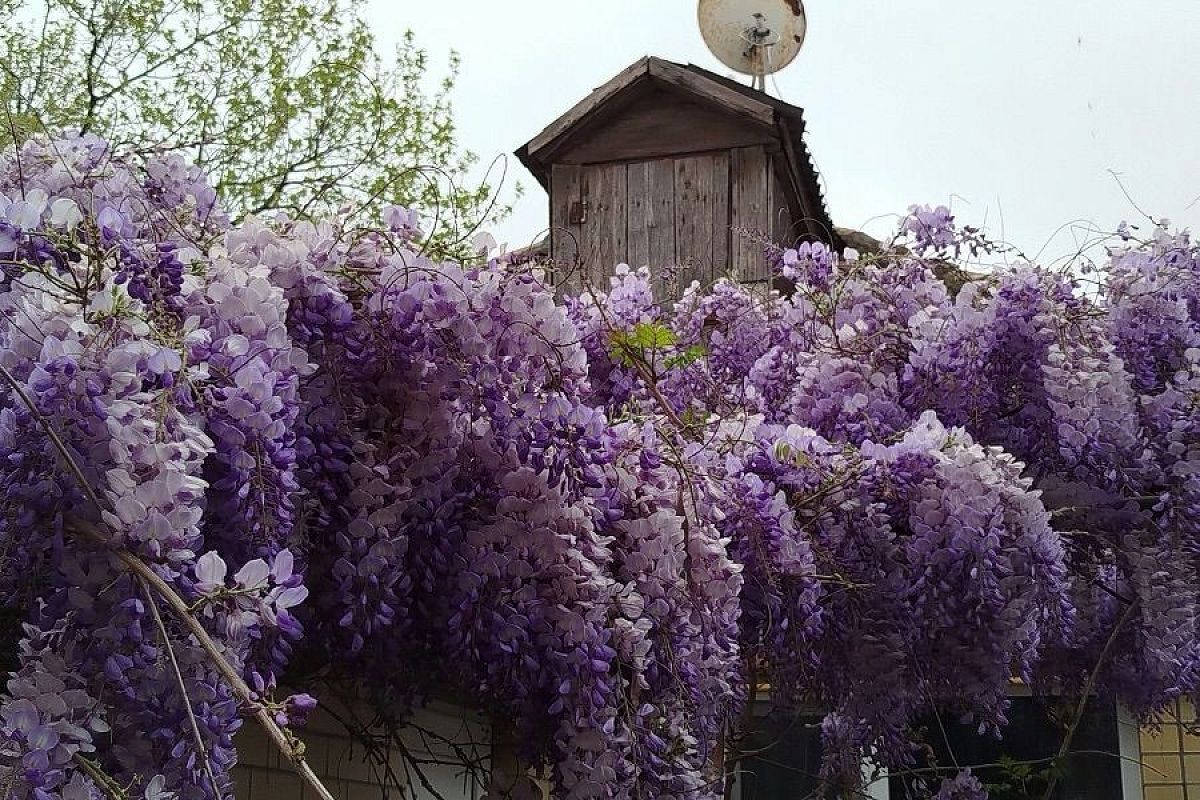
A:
550,145,784,300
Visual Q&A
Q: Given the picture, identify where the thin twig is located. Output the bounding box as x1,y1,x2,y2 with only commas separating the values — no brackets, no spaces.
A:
71,754,128,799
141,579,223,798
0,363,337,799
0,363,105,510
1039,598,1139,800
69,518,337,800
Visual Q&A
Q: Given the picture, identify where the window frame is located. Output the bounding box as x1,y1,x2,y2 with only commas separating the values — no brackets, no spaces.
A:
729,684,1143,800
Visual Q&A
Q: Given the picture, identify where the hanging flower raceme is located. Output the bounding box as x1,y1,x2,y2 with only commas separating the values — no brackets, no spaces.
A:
1,135,1199,800
719,414,1069,776
0,137,306,799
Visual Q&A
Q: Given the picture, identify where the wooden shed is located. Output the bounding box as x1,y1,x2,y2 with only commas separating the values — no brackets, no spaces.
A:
515,56,837,297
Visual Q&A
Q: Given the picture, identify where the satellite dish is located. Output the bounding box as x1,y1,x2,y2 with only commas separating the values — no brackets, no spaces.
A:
697,0,806,91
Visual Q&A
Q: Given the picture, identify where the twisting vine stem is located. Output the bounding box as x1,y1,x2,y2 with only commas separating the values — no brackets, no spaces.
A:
0,362,338,800
1038,598,1140,800
140,578,224,798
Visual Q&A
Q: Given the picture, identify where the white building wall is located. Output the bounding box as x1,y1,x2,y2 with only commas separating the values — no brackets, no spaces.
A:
232,698,491,800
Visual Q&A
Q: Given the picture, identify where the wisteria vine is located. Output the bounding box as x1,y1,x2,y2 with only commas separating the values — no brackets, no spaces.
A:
0,139,1197,800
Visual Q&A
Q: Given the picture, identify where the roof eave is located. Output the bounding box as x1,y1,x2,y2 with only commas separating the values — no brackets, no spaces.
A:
515,56,781,186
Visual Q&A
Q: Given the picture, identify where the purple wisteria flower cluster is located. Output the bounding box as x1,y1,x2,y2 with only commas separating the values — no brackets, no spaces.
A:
0,135,1197,800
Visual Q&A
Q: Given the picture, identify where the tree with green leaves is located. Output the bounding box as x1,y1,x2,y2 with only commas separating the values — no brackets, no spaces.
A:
0,0,510,252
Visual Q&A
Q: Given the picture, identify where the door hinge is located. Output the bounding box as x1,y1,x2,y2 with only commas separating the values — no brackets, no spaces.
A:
569,200,589,226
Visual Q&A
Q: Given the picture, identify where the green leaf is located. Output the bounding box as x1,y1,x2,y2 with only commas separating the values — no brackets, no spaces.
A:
629,322,675,350
0,0,514,253
608,323,676,366
664,344,705,370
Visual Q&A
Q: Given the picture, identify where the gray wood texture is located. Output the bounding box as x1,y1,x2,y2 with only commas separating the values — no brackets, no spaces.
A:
557,150,763,297
539,74,828,298
526,57,652,158
524,57,774,169
673,154,714,291
626,161,650,270
731,146,771,282
711,151,731,280
516,55,839,290
645,59,774,127
549,163,583,292
646,159,677,299
582,162,628,287
772,166,799,249
555,93,774,166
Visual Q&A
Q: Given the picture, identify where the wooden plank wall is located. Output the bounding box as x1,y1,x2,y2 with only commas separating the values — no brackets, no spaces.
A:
771,166,803,253
548,144,779,300
711,152,730,284
584,163,628,289
731,146,771,283
673,154,710,290
549,164,583,292
556,93,775,166
626,160,680,299
645,160,677,298
626,162,650,270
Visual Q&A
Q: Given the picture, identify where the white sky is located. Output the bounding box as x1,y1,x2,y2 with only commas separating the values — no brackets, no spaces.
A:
366,0,1200,262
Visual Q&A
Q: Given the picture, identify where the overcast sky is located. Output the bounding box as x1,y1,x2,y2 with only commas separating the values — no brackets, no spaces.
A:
365,1,1200,263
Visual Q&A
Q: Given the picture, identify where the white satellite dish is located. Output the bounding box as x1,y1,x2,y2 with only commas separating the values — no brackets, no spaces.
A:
697,0,807,91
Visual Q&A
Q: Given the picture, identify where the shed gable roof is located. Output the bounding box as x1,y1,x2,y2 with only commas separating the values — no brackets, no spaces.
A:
515,56,836,246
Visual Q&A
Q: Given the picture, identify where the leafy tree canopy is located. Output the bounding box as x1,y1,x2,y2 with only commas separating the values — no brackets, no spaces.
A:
0,0,508,255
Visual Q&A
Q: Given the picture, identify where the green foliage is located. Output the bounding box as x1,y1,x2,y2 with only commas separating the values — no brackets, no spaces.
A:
664,344,706,371
980,755,1065,800
609,322,679,366
0,0,511,256
623,322,678,352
